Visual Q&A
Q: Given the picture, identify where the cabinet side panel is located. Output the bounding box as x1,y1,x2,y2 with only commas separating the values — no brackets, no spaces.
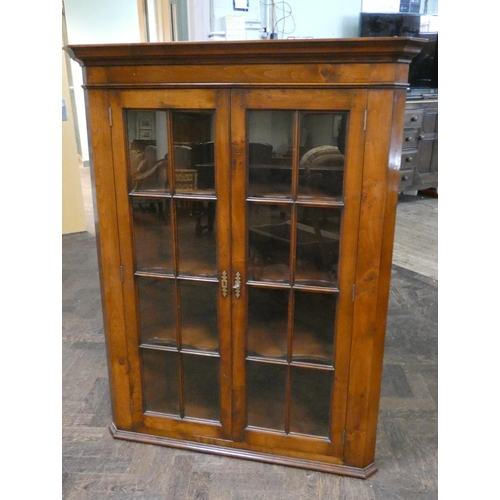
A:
344,89,402,468
364,89,407,464
86,88,132,430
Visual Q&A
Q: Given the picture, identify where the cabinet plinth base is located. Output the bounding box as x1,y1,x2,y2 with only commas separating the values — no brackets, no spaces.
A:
109,423,378,479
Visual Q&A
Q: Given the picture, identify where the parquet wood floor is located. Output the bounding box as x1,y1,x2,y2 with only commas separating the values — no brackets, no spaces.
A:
61,168,437,499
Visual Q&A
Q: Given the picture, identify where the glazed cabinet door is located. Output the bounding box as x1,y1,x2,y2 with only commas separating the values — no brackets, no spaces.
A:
230,89,367,461
109,89,232,441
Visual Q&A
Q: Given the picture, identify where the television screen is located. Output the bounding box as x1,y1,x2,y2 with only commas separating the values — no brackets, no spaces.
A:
359,13,438,91
408,33,438,90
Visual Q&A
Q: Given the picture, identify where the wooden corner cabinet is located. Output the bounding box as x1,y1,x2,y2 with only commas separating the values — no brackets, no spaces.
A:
66,38,424,478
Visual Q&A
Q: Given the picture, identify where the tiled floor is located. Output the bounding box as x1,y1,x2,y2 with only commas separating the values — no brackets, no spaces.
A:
62,168,438,499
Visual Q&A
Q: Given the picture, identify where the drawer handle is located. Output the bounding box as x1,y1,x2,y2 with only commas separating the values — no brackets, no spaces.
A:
405,136,412,142
410,116,419,122
419,134,424,140
405,157,413,162
402,175,409,181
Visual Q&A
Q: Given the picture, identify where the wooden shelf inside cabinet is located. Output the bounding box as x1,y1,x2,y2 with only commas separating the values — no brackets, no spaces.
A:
66,37,425,478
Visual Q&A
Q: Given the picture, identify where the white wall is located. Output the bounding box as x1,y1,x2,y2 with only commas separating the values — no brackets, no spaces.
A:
64,0,141,162
209,0,363,40
362,0,438,14
64,0,140,44
281,0,363,38
62,51,87,234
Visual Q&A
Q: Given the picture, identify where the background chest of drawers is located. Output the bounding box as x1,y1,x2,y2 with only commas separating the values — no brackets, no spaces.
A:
399,99,438,192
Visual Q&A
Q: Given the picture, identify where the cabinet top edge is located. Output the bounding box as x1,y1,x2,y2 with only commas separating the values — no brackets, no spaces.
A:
64,37,426,67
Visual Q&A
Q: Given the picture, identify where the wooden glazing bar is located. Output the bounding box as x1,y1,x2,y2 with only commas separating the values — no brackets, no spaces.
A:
284,110,301,435
245,281,339,295
140,344,220,357
246,197,345,208
172,193,217,201
245,356,288,365
246,197,294,205
292,284,339,294
163,110,185,420
244,354,335,371
134,271,175,280
246,281,290,290
129,192,171,199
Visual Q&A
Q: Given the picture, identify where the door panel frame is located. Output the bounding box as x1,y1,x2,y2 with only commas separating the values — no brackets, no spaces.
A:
109,88,232,439
230,88,368,460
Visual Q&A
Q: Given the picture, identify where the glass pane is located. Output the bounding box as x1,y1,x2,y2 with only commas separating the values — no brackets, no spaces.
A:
177,200,217,277
173,112,215,194
247,111,294,198
127,110,169,192
247,287,289,359
183,354,220,421
295,206,341,286
180,281,218,352
137,277,177,346
192,142,215,192
248,203,291,283
292,291,336,366
298,112,347,199
290,367,332,437
133,201,173,273
142,349,180,415
247,361,286,431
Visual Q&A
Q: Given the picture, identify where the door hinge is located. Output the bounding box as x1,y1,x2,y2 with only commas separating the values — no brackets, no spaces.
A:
109,107,113,127
120,265,124,282
352,284,356,302
363,109,367,131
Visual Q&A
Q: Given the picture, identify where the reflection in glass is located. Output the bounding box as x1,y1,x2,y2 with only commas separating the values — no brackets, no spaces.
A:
176,200,217,277
180,281,218,352
137,277,177,346
183,354,220,421
292,291,336,365
127,110,169,192
133,201,173,273
290,367,332,437
248,203,292,283
247,287,289,359
172,112,215,194
247,361,286,431
298,112,347,199
247,111,294,198
295,206,341,286
142,349,180,415
191,142,215,192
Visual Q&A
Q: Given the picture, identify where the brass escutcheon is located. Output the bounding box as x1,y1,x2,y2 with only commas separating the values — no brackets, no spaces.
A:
233,271,241,299
221,271,228,297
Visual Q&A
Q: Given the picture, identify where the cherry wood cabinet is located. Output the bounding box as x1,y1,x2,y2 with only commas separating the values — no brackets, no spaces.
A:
66,38,424,478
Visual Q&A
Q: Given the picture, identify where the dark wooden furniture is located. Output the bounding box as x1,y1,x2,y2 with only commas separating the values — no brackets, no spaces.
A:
66,38,424,478
399,99,438,192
